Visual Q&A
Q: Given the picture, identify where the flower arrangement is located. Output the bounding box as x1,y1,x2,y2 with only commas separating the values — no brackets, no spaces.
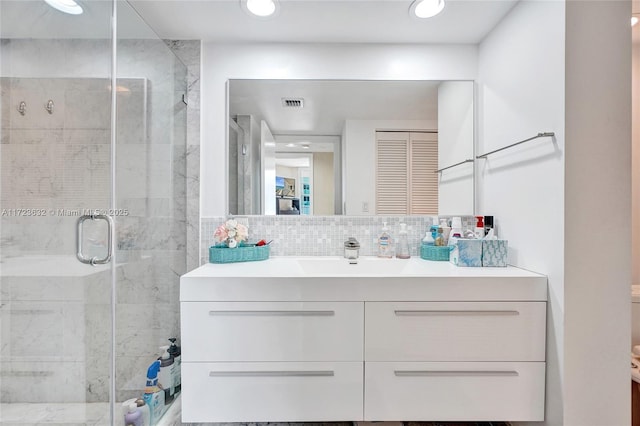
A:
214,219,248,248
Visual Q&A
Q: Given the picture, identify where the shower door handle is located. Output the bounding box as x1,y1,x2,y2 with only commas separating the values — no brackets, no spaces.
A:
76,214,114,265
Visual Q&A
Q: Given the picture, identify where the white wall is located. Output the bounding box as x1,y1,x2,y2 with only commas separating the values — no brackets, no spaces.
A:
476,1,565,424
201,42,477,216
437,81,474,215
564,1,631,424
343,119,437,215
275,165,297,180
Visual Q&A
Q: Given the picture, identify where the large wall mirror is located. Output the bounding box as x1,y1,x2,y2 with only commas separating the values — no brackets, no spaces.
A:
228,79,474,216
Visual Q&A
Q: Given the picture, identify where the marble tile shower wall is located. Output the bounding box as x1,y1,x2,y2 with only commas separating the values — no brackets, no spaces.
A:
166,40,201,273
0,38,188,404
201,215,477,262
1,75,113,403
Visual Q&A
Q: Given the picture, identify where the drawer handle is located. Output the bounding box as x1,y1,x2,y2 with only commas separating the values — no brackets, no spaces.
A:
394,370,519,377
209,371,335,377
394,310,519,316
209,310,335,317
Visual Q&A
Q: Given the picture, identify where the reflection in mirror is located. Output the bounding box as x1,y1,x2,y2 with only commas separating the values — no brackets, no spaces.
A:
228,79,474,216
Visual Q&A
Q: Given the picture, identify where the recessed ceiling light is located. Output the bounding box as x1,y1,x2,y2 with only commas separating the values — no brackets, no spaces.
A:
410,0,445,19
242,0,279,18
286,143,296,147
44,0,83,15
633,16,639,26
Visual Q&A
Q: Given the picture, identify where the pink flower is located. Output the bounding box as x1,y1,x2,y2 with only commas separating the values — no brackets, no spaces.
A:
213,220,250,248
214,225,228,243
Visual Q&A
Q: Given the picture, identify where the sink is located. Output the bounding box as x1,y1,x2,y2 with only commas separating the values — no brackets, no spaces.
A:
297,257,412,276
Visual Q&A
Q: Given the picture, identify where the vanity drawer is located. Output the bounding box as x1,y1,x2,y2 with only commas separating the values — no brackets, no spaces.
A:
365,301,546,361
181,301,363,361
364,361,545,421
182,361,364,422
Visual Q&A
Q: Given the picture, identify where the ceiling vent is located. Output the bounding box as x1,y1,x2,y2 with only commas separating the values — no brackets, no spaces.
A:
282,98,304,108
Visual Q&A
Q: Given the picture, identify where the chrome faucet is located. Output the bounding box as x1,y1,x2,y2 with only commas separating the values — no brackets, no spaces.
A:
344,237,360,264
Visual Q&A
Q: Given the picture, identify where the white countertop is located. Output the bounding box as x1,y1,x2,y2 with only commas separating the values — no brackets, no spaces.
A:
181,256,547,302
184,256,544,278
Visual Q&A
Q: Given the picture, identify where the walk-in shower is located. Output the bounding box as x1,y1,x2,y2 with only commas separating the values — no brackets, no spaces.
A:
0,1,187,424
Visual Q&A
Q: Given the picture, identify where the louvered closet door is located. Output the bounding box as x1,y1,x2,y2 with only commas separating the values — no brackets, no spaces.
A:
375,131,438,215
376,132,409,215
410,132,438,215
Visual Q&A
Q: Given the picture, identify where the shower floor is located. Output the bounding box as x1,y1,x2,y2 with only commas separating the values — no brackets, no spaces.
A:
0,396,182,426
0,403,109,425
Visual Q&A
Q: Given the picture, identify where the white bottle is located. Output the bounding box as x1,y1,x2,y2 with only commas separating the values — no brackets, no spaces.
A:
396,223,410,259
157,346,175,403
422,229,434,245
450,216,463,239
378,222,392,258
474,216,485,239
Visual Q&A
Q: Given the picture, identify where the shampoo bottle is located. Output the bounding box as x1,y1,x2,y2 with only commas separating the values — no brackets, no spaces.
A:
157,346,175,404
168,338,181,394
396,223,410,259
378,222,392,258
484,215,494,237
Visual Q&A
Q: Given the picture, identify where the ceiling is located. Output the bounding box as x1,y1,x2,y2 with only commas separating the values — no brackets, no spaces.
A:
0,0,519,44
129,0,518,44
229,79,443,136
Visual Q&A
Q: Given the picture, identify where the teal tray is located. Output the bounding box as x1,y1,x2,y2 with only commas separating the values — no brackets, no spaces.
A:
420,243,451,261
209,244,270,263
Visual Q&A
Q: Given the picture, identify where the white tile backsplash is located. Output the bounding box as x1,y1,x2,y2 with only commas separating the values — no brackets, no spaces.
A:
201,215,477,263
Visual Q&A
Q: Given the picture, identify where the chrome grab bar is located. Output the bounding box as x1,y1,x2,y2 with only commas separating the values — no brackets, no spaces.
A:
76,214,113,265
435,158,474,173
476,132,555,159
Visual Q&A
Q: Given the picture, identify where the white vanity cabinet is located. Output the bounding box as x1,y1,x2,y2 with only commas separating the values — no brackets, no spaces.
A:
363,301,546,421
180,301,364,422
180,258,547,423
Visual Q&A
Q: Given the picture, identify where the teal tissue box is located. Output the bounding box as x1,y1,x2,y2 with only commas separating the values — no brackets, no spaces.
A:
449,238,482,267
482,239,508,267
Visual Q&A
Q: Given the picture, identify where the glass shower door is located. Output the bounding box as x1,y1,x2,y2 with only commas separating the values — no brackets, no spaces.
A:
0,1,188,423
113,0,188,416
0,0,115,424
